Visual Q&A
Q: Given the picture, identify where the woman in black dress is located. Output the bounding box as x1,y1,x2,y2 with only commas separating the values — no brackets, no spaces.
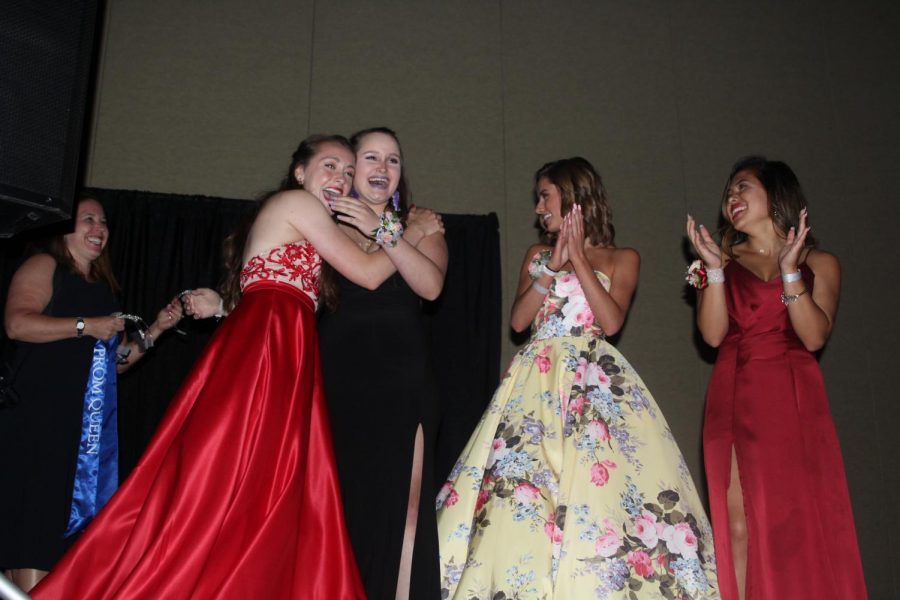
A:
318,127,447,600
0,195,182,592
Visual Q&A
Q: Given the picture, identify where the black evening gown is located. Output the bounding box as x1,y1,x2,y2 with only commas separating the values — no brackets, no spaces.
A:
0,265,118,571
319,271,441,600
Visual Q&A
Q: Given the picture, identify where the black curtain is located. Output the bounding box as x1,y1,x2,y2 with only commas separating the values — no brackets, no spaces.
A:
0,189,500,482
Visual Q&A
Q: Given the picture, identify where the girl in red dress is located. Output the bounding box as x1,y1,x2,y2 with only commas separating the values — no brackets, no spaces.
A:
686,156,866,599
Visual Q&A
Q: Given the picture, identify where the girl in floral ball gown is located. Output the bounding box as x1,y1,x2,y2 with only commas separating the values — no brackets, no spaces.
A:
436,157,719,599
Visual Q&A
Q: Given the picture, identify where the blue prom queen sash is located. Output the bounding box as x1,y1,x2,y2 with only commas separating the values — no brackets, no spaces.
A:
65,337,119,537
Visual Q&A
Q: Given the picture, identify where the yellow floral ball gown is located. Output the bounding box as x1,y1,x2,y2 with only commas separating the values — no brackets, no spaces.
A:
436,250,719,599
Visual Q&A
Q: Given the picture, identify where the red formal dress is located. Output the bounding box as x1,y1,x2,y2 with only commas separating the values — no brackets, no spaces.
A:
33,241,366,600
703,261,866,599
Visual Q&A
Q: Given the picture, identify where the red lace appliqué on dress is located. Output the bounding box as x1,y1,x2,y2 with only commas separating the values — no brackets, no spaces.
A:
240,241,322,305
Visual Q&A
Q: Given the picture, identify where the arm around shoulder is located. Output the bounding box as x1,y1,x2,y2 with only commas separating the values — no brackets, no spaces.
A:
285,191,407,290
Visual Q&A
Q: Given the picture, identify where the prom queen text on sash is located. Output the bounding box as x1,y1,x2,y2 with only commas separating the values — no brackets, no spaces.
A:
86,344,107,455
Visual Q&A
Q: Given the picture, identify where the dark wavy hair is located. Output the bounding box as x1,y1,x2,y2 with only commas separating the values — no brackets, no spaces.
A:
719,155,816,256
535,157,614,247
29,192,121,294
220,134,353,311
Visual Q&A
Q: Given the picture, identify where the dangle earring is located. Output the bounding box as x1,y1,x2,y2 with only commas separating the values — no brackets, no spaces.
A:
391,190,401,212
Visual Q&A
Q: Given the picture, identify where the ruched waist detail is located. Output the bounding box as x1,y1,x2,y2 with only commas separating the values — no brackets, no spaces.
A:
720,330,807,366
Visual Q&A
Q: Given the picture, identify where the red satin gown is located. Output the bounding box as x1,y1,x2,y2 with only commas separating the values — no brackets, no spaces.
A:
34,241,366,600
703,261,866,599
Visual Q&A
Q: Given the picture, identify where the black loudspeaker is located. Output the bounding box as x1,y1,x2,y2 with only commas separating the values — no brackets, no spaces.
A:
0,0,100,238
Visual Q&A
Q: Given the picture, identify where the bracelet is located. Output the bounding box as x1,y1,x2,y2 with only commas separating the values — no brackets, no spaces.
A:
781,270,802,283
780,288,808,305
215,297,225,319
138,331,155,352
540,263,559,278
531,281,550,296
372,210,404,248
112,312,153,350
707,268,725,284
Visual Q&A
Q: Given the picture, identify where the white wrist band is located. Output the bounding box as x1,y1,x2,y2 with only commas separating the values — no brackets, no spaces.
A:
707,268,725,284
531,281,550,296
540,264,559,277
781,270,802,283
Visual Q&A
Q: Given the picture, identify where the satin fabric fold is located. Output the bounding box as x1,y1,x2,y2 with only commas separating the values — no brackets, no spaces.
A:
703,262,866,599
34,281,365,599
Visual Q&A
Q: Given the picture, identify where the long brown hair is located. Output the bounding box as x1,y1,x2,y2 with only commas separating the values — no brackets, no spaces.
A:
719,155,816,256
320,127,412,312
219,134,353,311
535,157,614,247
30,193,121,294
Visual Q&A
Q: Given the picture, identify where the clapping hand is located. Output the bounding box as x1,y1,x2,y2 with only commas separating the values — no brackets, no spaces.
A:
565,205,588,268
548,212,570,271
686,214,723,268
778,208,809,273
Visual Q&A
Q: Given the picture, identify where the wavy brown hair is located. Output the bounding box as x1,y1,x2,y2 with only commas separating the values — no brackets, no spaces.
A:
535,157,614,247
719,155,816,256
219,134,353,311
30,193,121,294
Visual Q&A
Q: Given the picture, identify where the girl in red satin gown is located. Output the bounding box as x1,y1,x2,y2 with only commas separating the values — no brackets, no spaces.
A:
33,135,436,600
686,156,866,599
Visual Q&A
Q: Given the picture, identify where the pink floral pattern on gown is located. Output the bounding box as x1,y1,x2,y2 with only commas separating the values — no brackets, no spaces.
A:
436,250,719,599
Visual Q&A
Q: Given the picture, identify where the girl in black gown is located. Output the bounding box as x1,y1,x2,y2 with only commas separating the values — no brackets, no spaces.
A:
318,127,448,600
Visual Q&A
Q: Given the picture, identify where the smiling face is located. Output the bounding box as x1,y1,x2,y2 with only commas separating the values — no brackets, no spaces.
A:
535,176,565,232
352,131,402,208
723,169,770,230
64,198,108,271
293,141,355,208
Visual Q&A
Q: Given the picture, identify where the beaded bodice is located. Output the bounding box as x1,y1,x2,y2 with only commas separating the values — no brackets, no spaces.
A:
240,241,321,305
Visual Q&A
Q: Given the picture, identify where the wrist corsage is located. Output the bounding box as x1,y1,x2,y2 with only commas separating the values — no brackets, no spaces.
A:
372,210,404,248
685,259,708,289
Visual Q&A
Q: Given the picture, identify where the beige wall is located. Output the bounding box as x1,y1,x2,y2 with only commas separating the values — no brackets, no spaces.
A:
85,1,899,594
